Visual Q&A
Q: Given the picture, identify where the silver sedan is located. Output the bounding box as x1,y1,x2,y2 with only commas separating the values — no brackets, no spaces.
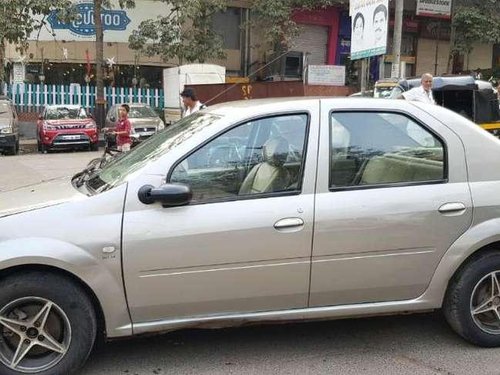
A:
1,97,500,374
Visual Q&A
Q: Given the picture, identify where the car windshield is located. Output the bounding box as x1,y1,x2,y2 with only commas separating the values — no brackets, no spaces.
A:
128,106,157,118
45,107,88,120
85,112,221,194
374,86,396,99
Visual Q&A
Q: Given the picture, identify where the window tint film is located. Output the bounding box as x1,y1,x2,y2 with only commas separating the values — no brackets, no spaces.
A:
330,112,445,188
170,114,308,202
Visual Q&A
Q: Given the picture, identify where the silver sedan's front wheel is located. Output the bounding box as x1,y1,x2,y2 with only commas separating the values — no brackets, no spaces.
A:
444,252,500,347
0,272,96,375
0,297,71,373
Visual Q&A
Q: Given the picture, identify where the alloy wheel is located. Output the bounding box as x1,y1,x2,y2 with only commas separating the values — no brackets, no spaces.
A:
470,271,500,335
0,297,71,373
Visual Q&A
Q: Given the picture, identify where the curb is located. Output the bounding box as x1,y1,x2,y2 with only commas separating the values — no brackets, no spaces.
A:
19,139,38,154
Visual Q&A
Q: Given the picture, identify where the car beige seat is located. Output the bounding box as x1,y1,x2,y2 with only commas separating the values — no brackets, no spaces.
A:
239,137,291,195
360,153,443,185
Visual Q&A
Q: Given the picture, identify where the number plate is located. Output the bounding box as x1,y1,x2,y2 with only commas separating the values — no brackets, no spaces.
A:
63,135,80,140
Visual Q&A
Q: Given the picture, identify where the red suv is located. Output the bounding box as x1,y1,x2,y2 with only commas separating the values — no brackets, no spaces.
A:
37,105,98,153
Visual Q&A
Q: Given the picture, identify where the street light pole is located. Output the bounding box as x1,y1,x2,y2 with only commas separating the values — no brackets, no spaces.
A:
391,0,404,78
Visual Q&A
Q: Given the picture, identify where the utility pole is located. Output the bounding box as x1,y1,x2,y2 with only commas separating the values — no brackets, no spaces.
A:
391,0,404,78
361,58,368,93
95,0,105,130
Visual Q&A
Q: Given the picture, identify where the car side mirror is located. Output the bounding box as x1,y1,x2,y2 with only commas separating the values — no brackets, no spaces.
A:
109,116,116,122
138,183,192,207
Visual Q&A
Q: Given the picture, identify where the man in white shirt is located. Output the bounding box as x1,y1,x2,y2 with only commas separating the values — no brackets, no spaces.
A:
180,88,205,117
402,73,435,104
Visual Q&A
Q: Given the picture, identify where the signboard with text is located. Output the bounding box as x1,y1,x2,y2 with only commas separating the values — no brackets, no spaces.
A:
350,0,389,60
29,0,171,42
12,64,25,84
307,65,345,86
47,3,131,36
416,0,452,19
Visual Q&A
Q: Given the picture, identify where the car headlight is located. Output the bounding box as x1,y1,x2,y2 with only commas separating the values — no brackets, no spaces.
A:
85,122,96,129
157,120,165,131
0,127,13,134
43,123,56,130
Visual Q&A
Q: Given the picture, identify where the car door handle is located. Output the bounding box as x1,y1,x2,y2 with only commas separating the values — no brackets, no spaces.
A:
438,202,466,214
274,218,304,230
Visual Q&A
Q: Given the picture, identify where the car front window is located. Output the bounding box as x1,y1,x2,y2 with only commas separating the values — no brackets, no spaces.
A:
85,113,220,193
169,113,309,203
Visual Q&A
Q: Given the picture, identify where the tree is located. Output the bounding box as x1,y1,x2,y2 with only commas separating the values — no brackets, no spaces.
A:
447,0,500,73
129,0,227,65
250,0,348,48
0,0,74,93
129,0,348,65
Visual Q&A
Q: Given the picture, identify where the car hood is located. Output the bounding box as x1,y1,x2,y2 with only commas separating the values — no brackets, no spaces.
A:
45,119,94,126
129,118,159,127
0,178,84,218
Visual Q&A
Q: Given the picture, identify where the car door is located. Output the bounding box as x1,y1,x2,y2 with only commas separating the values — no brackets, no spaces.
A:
122,109,319,324
310,106,472,307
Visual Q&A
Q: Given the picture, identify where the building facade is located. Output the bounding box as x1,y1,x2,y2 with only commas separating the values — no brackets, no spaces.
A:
5,0,249,89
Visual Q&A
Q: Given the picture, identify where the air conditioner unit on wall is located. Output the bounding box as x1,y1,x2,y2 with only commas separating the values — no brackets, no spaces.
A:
264,51,304,81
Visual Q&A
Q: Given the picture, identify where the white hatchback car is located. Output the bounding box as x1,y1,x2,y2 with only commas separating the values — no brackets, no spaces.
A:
2,98,500,374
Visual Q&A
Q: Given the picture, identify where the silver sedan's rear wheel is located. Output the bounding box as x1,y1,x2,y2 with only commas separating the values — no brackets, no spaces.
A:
0,272,96,375
444,252,500,347
470,271,500,334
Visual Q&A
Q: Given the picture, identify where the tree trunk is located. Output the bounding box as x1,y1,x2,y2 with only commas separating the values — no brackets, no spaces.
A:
0,41,4,95
94,0,105,130
446,24,456,74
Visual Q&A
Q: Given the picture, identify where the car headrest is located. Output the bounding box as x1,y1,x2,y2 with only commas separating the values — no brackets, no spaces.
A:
263,137,289,167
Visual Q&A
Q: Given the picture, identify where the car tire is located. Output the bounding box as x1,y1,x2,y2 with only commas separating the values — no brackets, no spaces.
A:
90,142,99,152
5,145,16,156
0,271,97,375
443,251,500,347
37,139,42,152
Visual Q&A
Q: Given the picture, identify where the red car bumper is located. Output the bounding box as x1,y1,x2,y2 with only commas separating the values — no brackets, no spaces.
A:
40,129,98,149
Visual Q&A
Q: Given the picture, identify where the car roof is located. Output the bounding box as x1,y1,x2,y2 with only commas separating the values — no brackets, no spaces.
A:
45,105,83,109
204,97,426,119
114,103,151,107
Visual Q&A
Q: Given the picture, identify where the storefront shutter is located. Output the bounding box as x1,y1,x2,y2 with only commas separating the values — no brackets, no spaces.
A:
292,25,329,66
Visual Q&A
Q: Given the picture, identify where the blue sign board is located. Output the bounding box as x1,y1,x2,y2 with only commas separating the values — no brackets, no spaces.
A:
47,3,131,36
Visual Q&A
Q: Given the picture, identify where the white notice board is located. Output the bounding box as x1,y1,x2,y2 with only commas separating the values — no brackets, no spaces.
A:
307,65,345,86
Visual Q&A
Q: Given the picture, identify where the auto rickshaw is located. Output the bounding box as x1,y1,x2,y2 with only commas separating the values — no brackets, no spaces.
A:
389,76,500,136
373,78,399,98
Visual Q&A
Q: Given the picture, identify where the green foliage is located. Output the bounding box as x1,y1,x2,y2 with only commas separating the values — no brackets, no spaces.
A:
451,0,500,55
250,0,347,48
0,0,75,50
129,0,227,64
129,0,348,64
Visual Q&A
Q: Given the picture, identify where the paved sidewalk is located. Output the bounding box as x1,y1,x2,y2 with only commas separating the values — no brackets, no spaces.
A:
0,151,100,192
